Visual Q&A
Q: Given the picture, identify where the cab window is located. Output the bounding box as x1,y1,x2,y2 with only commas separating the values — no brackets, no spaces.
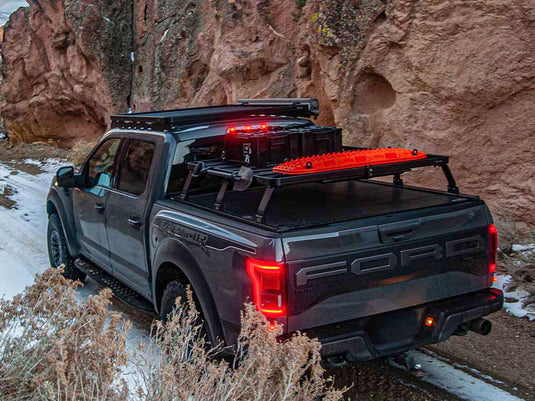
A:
117,139,156,195
86,138,122,188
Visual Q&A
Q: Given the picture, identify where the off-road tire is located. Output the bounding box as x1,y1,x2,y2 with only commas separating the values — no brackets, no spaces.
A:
160,280,211,341
47,213,86,282
160,280,190,322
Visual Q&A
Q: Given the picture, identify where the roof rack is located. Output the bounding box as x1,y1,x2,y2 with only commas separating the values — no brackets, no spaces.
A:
176,146,459,224
110,98,320,131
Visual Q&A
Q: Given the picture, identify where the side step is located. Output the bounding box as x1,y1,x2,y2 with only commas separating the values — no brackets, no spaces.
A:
75,257,155,312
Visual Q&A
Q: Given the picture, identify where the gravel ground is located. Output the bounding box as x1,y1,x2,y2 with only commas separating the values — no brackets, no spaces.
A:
430,310,535,400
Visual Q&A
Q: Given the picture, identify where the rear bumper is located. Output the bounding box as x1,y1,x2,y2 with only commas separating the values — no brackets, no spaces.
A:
307,288,503,361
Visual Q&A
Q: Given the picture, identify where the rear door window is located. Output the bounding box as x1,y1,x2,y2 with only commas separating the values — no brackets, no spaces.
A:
117,139,156,195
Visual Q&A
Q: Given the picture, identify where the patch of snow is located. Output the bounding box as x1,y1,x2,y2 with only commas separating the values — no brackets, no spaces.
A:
103,16,111,22
424,349,506,386
160,29,169,42
410,351,525,401
131,51,135,62
493,274,533,320
21,158,67,169
0,133,6,139
511,244,535,252
0,161,64,298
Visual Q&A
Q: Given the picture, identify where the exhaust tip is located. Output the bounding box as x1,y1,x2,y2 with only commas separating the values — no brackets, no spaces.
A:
467,318,492,336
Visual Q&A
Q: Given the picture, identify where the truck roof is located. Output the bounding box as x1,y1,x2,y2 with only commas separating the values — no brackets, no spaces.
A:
110,98,319,132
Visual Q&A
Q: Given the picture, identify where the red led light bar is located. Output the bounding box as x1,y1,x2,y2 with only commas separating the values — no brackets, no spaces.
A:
273,148,427,175
227,123,269,135
246,258,287,318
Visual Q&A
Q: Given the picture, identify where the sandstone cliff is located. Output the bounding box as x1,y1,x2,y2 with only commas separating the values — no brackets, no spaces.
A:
0,0,534,231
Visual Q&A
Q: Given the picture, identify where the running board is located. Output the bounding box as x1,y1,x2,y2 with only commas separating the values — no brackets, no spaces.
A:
75,258,155,312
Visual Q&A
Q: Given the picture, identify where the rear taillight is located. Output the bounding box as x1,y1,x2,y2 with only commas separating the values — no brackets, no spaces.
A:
488,223,498,276
246,258,287,318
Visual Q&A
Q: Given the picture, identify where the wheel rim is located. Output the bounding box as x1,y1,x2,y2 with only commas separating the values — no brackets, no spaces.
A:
49,230,63,267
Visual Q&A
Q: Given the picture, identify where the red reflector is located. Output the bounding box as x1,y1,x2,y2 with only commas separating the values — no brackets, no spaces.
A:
425,317,434,327
246,258,287,318
261,124,267,130
489,223,498,276
273,148,427,175
246,126,251,131
492,277,498,282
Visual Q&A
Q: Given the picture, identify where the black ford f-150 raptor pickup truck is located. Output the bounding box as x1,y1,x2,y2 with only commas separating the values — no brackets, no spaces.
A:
47,98,503,363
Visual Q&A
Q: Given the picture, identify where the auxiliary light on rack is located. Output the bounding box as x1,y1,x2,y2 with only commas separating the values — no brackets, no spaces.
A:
226,124,269,135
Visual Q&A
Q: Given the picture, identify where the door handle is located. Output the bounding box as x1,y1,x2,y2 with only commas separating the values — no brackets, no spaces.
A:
94,203,105,213
128,217,142,229
379,220,421,243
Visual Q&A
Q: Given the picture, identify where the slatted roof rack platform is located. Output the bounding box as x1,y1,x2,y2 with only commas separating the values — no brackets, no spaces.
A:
177,146,459,224
110,98,320,131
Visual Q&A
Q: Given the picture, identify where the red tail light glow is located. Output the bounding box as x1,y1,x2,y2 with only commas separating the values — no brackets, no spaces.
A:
246,258,287,318
488,223,498,275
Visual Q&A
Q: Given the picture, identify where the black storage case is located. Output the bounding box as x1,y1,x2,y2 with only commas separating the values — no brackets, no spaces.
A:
296,126,342,157
225,131,300,167
224,126,342,167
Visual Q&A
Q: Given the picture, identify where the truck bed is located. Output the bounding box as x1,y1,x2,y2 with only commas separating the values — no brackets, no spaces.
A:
182,180,476,231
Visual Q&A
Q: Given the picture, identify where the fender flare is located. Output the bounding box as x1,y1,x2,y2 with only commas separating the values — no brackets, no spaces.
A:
152,237,223,343
46,191,80,257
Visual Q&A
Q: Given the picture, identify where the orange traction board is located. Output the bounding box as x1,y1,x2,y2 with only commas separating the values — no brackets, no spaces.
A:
273,148,427,175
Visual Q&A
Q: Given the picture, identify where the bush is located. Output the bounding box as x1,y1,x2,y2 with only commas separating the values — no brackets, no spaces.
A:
0,268,344,400
0,268,129,400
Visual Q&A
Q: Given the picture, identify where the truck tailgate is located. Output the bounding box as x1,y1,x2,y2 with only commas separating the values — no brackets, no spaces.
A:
282,203,492,332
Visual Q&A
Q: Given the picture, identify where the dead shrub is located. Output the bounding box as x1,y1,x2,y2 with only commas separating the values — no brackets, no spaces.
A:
0,267,129,400
0,269,344,401
494,215,518,254
133,291,344,400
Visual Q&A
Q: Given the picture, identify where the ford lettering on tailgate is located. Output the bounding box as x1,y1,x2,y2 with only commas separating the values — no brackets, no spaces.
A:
295,236,483,287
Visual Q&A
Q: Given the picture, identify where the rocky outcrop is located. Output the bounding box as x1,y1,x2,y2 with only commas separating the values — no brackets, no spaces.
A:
0,0,132,145
0,0,534,230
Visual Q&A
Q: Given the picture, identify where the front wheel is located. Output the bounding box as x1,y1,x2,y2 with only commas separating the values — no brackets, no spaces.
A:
47,213,86,282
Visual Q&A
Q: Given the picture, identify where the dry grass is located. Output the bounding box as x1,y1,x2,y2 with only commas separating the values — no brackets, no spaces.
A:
0,268,129,400
0,268,344,401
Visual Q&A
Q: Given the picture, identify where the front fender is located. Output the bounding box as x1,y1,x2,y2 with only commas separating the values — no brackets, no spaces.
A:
152,237,223,342
47,187,80,257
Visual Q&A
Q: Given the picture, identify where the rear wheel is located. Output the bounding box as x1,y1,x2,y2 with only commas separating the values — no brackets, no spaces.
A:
160,280,210,340
160,281,191,322
47,213,86,282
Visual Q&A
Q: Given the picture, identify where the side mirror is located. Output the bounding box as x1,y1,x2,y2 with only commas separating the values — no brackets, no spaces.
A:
56,166,75,188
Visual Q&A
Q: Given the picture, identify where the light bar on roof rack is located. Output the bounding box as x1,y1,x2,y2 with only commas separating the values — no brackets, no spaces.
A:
238,98,320,117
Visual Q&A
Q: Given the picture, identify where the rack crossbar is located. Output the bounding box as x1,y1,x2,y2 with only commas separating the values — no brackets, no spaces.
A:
177,149,457,223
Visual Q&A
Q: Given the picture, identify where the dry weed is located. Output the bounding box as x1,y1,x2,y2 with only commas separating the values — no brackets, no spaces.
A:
0,267,129,400
133,290,344,400
0,269,344,401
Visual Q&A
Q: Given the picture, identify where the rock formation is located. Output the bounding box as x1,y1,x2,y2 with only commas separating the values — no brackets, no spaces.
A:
0,0,534,231
0,0,132,144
